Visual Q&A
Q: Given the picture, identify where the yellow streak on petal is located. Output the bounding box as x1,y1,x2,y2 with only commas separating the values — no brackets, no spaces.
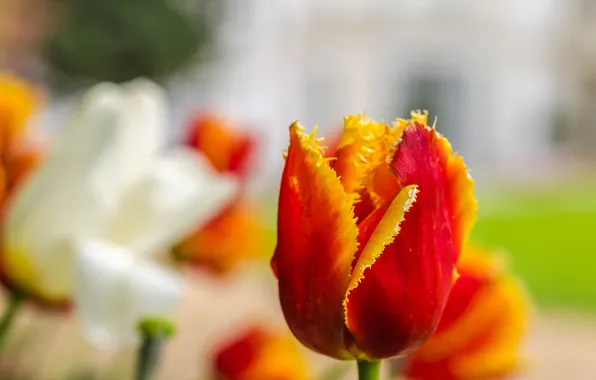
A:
343,185,418,322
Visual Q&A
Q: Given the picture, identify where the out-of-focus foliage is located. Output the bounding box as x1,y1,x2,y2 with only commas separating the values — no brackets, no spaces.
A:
45,0,222,87
472,179,596,310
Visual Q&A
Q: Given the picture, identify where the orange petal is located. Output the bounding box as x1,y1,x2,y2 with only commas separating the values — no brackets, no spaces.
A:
174,202,263,274
187,113,254,177
404,246,530,380
213,326,310,380
0,73,39,152
275,122,358,359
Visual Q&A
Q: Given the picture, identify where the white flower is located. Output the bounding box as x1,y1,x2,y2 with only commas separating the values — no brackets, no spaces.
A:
3,79,238,349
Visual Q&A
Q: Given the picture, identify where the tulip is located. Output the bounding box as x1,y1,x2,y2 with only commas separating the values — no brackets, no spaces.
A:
0,73,43,348
0,72,42,209
1,79,238,348
212,326,310,380
402,246,530,380
184,113,254,179
272,112,477,375
174,113,263,274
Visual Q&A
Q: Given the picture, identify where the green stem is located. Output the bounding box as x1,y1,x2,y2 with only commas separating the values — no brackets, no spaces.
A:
0,291,24,351
136,317,175,380
357,360,381,380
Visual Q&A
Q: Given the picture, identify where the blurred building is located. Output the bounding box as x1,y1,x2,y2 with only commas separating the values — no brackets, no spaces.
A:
561,0,596,157
170,0,567,187
33,1,573,189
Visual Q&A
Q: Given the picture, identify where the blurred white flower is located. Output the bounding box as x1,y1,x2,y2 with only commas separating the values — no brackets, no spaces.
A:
2,79,238,349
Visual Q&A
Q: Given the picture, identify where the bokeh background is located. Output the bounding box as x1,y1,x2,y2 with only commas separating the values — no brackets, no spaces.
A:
1,0,595,379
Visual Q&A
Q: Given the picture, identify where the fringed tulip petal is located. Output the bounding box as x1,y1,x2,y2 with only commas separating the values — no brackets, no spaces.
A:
344,120,475,359
275,122,358,359
345,184,418,308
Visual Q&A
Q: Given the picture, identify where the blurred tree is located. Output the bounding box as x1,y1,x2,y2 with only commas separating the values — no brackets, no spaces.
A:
45,0,222,88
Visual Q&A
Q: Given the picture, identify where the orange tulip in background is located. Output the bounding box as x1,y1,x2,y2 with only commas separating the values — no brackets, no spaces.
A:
0,73,41,210
212,326,310,380
403,245,530,380
272,112,477,360
0,72,49,306
174,113,263,274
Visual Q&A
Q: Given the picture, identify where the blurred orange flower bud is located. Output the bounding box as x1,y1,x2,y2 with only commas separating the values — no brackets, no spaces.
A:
185,113,254,179
175,113,264,274
403,246,530,380
174,202,263,274
213,326,310,380
0,73,50,306
0,72,42,208
272,112,477,360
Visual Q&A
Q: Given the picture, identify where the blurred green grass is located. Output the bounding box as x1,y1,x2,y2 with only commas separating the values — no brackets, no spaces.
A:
472,181,596,311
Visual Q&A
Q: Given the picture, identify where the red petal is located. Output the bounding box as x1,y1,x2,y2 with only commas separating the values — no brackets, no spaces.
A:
345,122,476,359
275,122,358,359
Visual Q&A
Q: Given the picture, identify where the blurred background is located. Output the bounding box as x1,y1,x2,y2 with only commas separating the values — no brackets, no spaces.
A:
1,0,595,379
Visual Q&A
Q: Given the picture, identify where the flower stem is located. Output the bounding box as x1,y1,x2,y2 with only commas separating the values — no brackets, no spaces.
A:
0,291,24,351
136,316,176,380
357,360,381,380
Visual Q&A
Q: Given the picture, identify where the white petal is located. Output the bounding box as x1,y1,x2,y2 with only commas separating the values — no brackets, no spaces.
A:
3,80,170,299
104,148,239,255
117,79,168,187
74,239,182,349
3,84,130,298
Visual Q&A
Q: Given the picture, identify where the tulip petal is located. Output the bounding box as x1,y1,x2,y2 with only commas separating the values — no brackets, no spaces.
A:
275,122,358,359
345,120,476,359
345,185,418,302
174,202,262,274
188,114,254,177
103,148,238,256
74,239,182,349
449,276,528,378
391,119,477,257
0,73,38,151
332,115,399,205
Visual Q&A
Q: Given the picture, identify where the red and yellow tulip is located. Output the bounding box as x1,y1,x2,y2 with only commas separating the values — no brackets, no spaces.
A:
403,245,530,380
272,112,477,360
175,113,263,274
212,326,310,380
